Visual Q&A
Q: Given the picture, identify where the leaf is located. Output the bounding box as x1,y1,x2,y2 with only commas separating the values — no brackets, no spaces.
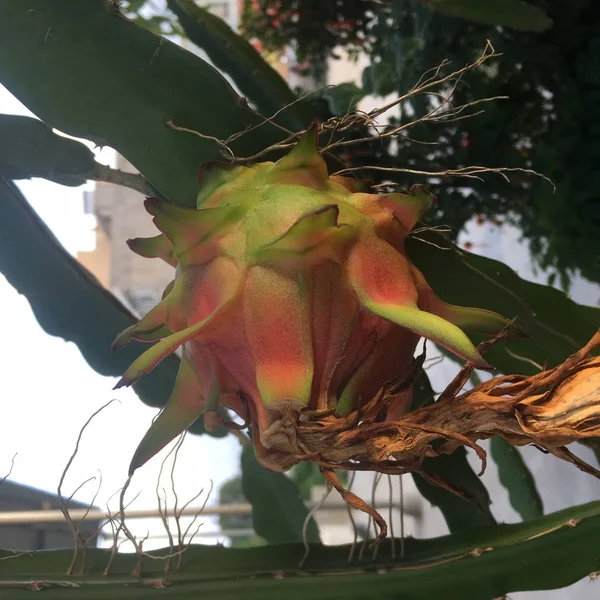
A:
325,83,365,116
406,230,600,375
410,371,496,532
0,114,96,186
0,114,150,194
580,438,600,467
432,0,553,31
241,445,320,544
361,60,397,97
491,437,544,520
167,0,310,131
413,449,497,532
2,502,600,598
0,177,220,437
0,0,282,208
289,461,324,500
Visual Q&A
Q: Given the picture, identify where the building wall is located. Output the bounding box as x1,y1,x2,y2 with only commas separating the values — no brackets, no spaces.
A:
77,223,112,290
78,154,174,315
0,481,100,551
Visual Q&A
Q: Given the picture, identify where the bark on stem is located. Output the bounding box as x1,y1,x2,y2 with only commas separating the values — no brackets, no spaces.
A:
294,331,600,478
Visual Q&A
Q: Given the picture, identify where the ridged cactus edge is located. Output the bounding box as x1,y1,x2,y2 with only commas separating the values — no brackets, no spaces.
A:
0,501,599,599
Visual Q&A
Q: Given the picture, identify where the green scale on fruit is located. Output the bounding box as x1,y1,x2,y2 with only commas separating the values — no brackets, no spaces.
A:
114,124,512,474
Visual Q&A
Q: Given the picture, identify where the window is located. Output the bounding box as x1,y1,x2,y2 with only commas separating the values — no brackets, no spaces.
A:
202,1,230,21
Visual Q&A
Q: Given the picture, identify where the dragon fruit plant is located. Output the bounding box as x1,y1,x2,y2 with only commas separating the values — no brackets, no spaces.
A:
3,2,600,595
114,124,511,474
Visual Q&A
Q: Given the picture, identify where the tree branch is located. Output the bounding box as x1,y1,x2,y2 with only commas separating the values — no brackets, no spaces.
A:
92,162,151,195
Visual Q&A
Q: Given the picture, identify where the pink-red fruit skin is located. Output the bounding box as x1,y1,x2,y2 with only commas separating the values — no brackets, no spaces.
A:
115,125,512,474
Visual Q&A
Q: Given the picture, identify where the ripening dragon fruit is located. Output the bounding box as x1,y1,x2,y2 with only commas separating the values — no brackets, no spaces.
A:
114,125,511,474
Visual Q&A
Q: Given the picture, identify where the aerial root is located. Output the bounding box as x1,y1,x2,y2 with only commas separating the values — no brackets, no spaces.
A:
165,41,553,191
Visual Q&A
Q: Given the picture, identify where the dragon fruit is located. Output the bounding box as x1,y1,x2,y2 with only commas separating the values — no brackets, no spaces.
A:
114,125,511,474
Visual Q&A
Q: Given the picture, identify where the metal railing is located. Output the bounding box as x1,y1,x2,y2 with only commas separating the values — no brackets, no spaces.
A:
0,498,420,525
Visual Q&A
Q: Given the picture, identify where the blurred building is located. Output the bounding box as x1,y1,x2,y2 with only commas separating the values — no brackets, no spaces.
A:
0,481,100,551
78,156,170,317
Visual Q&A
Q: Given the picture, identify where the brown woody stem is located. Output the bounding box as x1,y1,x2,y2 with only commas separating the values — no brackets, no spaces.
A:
297,331,600,477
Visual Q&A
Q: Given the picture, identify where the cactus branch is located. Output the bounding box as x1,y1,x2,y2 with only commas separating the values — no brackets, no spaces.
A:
91,163,152,195
295,331,600,472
